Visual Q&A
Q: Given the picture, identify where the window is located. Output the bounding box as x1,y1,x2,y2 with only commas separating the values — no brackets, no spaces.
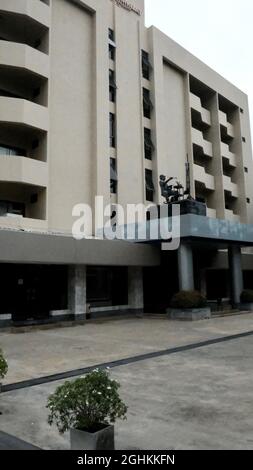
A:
247,198,251,204
144,128,155,160
110,158,117,194
108,29,114,42
240,108,244,114
109,44,115,61
109,113,116,148
145,169,155,202
143,88,153,119
0,144,20,156
0,201,25,217
108,28,116,61
109,70,117,102
30,194,38,204
32,139,39,149
242,137,246,143
142,50,152,80
33,88,40,99
244,167,248,173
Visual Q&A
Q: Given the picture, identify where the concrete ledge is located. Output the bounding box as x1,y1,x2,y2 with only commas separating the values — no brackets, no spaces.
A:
0,314,12,328
50,310,71,317
240,303,253,312
168,308,211,321
89,309,143,320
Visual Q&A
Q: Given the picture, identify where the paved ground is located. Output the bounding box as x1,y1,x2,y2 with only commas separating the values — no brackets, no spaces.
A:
1,313,253,384
1,314,253,450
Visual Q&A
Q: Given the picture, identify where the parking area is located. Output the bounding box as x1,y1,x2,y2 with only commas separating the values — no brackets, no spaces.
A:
1,313,253,449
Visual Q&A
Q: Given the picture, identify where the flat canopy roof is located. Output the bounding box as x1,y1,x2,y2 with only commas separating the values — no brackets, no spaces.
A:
0,228,160,266
131,215,253,247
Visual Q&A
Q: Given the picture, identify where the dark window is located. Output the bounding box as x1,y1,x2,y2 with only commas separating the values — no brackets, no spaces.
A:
87,266,128,306
30,194,38,204
33,88,40,99
108,29,114,41
242,137,246,143
0,201,25,217
109,113,116,148
108,28,116,61
240,108,244,114
247,198,251,204
111,209,117,230
34,39,41,49
0,144,23,156
109,70,117,102
32,139,39,150
143,88,153,119
142,50,152,80
109,44,115,61
145,169,155,202
144,128,155,160
110,158,117,194
244,167,248,173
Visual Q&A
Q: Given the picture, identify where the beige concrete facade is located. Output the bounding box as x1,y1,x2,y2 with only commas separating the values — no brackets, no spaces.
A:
0,0,253,318
0,0,251,234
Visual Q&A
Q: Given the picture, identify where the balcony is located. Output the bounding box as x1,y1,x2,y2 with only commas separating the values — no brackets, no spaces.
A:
219,110,234,138
0,155,48,188
190,93,211,126
225,209,240,223
207,208,217,219
192,128,213,158
194,164,215,191
223,175,238,198
221,142,236,168
0,40,49,79
0,97,48,132
0,0,50,29
0,181,47,229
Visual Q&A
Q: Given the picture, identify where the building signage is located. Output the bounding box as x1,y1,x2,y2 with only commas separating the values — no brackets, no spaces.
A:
111,0,141,16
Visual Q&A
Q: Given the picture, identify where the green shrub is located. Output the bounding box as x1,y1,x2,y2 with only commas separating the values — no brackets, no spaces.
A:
170,291,207,309
0,349,8,380
47,369,127,434
240,290,253,303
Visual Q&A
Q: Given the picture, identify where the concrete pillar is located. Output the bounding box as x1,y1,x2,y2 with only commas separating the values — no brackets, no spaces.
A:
178,243,194,291
128,267,144,312
68,265,87,319
228,246,243,306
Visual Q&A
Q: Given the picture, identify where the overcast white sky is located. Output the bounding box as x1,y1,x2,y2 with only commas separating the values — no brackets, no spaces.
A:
145,0,253,138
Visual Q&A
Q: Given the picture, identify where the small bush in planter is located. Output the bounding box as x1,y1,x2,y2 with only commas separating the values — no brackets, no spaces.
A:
240,290,253,304
47,368,127,435
170,290,207,309
0,348,8,380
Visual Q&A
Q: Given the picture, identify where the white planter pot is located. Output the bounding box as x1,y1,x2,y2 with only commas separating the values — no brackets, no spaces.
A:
70,425,115,450
168,307,211,321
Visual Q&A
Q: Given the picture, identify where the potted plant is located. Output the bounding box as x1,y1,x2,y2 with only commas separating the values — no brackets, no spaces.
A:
240,290,253,311
0,348,8,392
167,290,211,321
47,368,127,450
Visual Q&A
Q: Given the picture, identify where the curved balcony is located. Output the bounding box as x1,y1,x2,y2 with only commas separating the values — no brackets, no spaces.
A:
0,155,48,188
0,97,48,132
0,0,50,29
0,40,49,79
